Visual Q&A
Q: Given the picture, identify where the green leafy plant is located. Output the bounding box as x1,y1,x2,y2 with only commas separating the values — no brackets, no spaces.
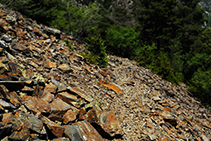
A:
105,25,140,58
63,39,74,50
79,52,99,65
84,32,108,68
132,44,179,84
51,1,103,38
188,68,211,107
131,44,157,68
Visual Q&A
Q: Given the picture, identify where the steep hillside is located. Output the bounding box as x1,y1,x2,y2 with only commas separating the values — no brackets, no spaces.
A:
0,4,211,141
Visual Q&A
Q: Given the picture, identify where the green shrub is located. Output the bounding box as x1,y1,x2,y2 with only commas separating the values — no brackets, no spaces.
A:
79,52,99,65
84,32,108,68
188,68,211,107
50,1,103,38
132,44,179,84
105,25,139,58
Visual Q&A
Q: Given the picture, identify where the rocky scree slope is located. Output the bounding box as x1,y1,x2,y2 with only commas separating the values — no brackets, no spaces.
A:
0,5,211,141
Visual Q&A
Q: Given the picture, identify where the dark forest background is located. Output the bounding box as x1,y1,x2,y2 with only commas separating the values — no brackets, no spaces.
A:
1,0,211,107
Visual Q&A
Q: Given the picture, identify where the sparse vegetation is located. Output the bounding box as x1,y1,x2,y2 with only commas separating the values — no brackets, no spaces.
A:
63,39,74,51
84,32,108,68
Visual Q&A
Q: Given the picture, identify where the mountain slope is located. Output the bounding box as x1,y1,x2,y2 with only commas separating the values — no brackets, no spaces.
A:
0,4,211,141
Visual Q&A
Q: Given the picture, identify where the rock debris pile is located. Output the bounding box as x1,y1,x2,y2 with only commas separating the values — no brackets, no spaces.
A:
0,4,211,141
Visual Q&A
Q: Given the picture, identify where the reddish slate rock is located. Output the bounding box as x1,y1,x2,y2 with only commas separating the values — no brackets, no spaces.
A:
0,74,11,81
33,27,42,36
202,123,211,129
7,91,21,107
22,95,51,113
44,83,57,94
152,96,161,102
0,18,7,26
6,52,16,62
75,120,104,141
84,102,123,136
41,91,54,102
17,20,24,27
48,111,65,122
29,117,43,133
50,35,56,41
2,113,13,124
56,91,79,104
160,110,174,120
14,112,43,134
79,100,102,120
7,116,32,140
100,70,109,77
29,133,39,140
64,125,83,141
8,61,21,76
15,28,28,39
21,86,34,92
28,60,39,68
51,72,62,82
3,25,9,31
0,104,4,111
12,43,31,56
99,80,123,94
56,92,81,108
51,98,73,112
83,64,94,74
142,121,161,140
23,80,34,85
140,105,152,114
6,15,16,23
63,108,79,124
57,83,67,92
44,59,57,68
41,115,64,137
67,86,93,102
24,69,34,79
30,45,43,54
158,111,177,126
58,64,71,72
64,120,104,141
0,99,16,109
78,108,87,120
93,109,123,137
0,10,6,18
0,84,9,99
52,137,70,141
0,61,8,74
9,128,30,140
32,85,43,98
8,115,32,131
0,56,7,62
